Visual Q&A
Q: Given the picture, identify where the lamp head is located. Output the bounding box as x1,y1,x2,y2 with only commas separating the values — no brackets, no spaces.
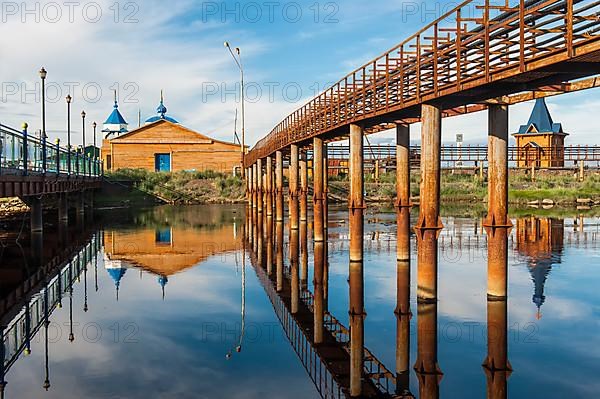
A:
66,94,72,104
93,121,97,128
224,41,230,48
81,110,86,118
235,47,240,55
39,67,47,79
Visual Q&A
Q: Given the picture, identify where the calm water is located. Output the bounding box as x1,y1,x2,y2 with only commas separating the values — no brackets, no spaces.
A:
1,204,599,398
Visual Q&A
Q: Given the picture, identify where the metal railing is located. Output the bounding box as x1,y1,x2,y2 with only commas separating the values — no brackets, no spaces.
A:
308,144,600,165
0,123,103,177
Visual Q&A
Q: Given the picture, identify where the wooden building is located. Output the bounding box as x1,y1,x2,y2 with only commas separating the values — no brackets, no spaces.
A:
515,217,564,319
100,94,244,174
103,222,242,298
514,98,568,168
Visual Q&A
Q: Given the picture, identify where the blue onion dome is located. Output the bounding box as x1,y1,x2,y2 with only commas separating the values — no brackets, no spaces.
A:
145,90,179,124
158,275,168,300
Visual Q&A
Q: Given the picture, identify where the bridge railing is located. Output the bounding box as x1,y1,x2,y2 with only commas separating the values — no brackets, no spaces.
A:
0,123,103,177
245,0,600,166
308,144,600,165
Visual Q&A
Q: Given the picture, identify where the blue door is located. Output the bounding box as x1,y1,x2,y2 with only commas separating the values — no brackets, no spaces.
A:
155,154,171,172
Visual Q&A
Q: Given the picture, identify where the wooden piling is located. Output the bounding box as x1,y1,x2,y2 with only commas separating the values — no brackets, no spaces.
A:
396,123,411,208
314,137,325,242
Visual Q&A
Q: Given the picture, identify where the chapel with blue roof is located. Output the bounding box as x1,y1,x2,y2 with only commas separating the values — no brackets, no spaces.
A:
513,98,568,168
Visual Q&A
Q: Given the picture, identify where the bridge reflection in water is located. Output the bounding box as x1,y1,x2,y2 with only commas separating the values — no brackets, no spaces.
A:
0,225,101,398
244,200,596,398
0,205,596,398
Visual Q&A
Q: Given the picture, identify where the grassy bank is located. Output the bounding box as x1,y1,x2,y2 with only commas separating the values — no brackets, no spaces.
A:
103,169,245,205
356,170,600,205
100,168,599,208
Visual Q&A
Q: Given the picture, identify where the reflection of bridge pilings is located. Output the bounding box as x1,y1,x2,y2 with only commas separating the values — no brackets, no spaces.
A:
416,230,439,302
483,225,511,399
276,222,284,292
290,228,300,314
487,228,509,300
414,302,442,399
313,241,326,344
246,235,392,398
266,216,274,276
396,207,412,396
300,222,308,290
483,298,511,399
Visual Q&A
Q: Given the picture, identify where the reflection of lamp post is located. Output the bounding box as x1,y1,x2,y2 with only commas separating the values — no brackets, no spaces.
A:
39,67,47,173
226,231,246,359
224,41,245,178
66,95,72,174
43,278,51,391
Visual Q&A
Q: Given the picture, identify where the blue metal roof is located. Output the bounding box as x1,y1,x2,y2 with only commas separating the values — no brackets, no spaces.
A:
104,101,128,125
146,115,179,124
518,98,563,134
107,268,127,286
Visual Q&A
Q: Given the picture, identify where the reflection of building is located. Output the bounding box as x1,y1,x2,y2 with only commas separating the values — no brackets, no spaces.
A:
514,98,568,168
516,217,564,318
100,93,245,173
103,224,241,299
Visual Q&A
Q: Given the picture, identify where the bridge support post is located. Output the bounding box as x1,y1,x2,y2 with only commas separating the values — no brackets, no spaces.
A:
395,206,411,396
396,123,411,208
252,163,258,211
323,144,329,228
416,104,443,303
248,166,254,209
349,123,365,397
257,158,263,215
75,192,85,230
58,193,69,224
299,151,308,222
266,156,273,217
30,197,43,234
485,104,510,228
314,137,325,242
275,151,284,223
289,144,300,230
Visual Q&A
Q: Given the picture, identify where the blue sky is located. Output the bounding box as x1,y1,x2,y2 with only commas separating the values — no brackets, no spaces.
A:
0,0,598,147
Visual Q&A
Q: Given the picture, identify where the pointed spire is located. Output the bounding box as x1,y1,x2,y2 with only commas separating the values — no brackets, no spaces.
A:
113,90,118,108
157,90,167,119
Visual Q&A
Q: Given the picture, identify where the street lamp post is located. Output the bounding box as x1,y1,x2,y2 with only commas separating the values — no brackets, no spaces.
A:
81,110,86,175
66,95,72,175
93,121,97,175
224,41,245,178
39,67,47,173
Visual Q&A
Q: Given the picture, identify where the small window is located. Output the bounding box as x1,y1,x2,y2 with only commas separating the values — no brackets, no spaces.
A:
155,228,172,245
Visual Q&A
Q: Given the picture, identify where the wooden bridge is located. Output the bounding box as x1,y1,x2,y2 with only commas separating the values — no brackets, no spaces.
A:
244,1,599,396
0,123,102,235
